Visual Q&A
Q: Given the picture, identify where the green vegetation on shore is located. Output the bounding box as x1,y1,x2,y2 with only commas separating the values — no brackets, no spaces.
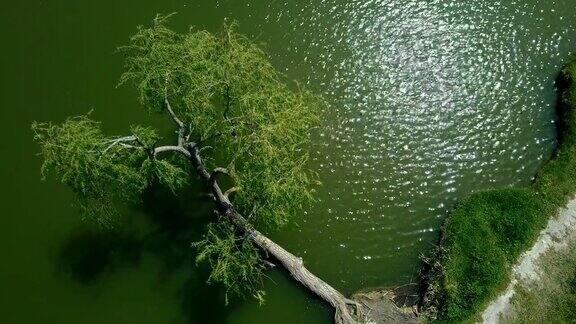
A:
504,237,576,323
424,56,576,322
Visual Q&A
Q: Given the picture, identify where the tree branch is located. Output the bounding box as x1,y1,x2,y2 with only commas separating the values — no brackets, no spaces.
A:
209,167,232,209
163,74,185,129
187,146,364,324
195,131,226,148
224,187,238,199
263,260,276,268
209,167,229,184
164,97,185,128
164,75,189,146
164,96,189,147
188,144,211,181
104,135,137,144
102,135,139,154
153,145,191,158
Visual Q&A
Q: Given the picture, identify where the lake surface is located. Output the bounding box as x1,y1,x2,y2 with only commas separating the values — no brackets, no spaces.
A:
1,1,575,323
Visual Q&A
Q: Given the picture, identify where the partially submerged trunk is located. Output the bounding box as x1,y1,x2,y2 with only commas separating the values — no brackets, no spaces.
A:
231,210,360,324
226,211,419,324
149,108,364,322
188,144,361,323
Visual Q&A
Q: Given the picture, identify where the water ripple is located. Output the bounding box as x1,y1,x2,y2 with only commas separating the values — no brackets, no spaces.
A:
265,0,576,291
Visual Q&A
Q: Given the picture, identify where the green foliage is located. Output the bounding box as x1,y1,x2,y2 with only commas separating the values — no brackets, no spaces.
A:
192,220,266,304
120,16,321,228
427,189,543,322
34,16,321,303
130,124,161,147
32,115,188,226
120,16,321,298
33,116,141,197
141,159,188,193
427,56,576,322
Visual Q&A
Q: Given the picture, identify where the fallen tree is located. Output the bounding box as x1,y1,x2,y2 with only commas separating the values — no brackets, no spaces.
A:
33,15,369,323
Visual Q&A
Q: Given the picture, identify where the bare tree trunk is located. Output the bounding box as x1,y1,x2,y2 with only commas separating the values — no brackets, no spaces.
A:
229,210,360,324
188,144,361,324
156,101,416,324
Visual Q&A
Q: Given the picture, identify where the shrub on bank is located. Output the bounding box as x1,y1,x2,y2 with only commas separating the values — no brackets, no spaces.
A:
425,56,576,322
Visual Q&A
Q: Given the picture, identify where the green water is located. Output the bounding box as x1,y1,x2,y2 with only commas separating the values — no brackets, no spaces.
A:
1,1,575,323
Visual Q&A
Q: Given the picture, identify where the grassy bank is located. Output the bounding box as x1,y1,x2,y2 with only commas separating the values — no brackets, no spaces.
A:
424,56,576,322
503,236,576,323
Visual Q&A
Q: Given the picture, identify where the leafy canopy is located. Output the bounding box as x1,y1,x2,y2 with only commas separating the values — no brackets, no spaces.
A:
33,16,321,301
119,15,321,228
32,116,188,227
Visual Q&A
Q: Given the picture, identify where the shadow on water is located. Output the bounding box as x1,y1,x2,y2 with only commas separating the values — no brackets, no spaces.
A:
140,183,210,277
57,180,235,323
178,268,235,324
554,64,575,147
57,227,141,284
143,183,238,323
